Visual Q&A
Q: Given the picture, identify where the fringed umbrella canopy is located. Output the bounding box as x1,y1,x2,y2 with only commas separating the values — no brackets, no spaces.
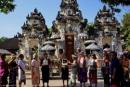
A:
84,40,96,44
78,33,87,37
43,41,55,45
41,44,55,51
0,49,12,54
85,43,101,50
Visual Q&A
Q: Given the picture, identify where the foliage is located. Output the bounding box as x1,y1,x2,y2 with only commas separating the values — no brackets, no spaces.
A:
101,0,130,6
0,37,8,43
48,27,52,36
86,23,98,39
48,27,52,33
101,0,130,13
0,0,15,14
122,13,130,27
121,13,130,47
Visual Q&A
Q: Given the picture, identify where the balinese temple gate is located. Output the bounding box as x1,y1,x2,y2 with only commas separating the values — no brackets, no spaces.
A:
18,0,122,77
51,0,88,62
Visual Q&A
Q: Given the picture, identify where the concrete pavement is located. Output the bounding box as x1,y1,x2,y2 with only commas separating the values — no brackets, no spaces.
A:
15,79,104,87
13,71,104,87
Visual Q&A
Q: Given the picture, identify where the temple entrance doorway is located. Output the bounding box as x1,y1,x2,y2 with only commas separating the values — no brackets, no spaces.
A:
65,33,74,62
103,43,110,49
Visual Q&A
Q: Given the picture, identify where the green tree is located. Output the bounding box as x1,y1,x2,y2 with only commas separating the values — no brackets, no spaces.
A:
87,23,98,39
101,0,130,6
48,27,52,37
101,0,130,13
0,0,15,14
121,13,130,47
0,37,7,43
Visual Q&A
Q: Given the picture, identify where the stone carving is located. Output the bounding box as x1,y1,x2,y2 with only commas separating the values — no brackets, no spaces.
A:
94,6,121,52
19,8,48,59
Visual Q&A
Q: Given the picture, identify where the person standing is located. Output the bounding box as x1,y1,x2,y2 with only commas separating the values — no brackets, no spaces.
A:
68,54,78,87
76,48,81,57
17,54,26,87
89,54,97,87
58,49,69,87
110,51,123,87
61,58,69,87
0,54,8,87
58,49,65,60
8,54,18,87
77,52,87,87
101,52,110,87
31,54,40,87
122,53,129,87
41,53,50,87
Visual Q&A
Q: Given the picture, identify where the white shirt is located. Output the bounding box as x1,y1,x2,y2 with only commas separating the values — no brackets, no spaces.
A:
87,58,94,66
42,59,48,65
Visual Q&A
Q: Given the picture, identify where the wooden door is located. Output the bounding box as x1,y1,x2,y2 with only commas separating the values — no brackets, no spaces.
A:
65,33,74,62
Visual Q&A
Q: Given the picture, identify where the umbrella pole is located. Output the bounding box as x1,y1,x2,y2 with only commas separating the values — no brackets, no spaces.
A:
46,50,49,59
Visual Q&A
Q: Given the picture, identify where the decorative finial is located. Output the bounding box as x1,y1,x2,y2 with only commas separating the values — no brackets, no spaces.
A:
103,5,107,11
27,14,30,17
34,8,38,13
23,22,25,25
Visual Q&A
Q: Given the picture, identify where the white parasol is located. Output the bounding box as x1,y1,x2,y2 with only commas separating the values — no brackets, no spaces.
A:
85,43,100,50
84,40,96,44
41,44,55,51
0,49,12,54
43,41,55,45
78,33,87,37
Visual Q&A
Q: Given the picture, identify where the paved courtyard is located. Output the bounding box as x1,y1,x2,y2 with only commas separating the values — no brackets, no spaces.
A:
15,79,104,87
12,71,104,87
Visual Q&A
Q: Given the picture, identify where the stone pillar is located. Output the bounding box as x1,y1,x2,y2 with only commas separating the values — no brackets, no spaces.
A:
111,31,117,51
99,31,103,48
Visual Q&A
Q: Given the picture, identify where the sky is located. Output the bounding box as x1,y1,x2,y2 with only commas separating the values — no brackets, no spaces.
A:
0,0,129,38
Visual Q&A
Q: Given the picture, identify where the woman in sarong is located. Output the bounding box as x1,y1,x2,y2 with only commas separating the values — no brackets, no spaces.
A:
41,53,50,87
31,54,40,87
77,52,87,87
89,54,97,87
